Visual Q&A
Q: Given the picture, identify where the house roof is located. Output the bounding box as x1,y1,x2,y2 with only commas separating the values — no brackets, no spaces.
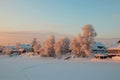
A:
4,46,18,51
92,42,106,50
20,44,31,49
108,44,120,50
5,46,16,49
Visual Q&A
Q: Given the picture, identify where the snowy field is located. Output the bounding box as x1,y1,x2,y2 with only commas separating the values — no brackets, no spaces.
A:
0,55,120,80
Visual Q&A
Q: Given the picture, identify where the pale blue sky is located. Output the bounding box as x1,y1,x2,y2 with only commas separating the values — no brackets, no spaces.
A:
0,0,120,38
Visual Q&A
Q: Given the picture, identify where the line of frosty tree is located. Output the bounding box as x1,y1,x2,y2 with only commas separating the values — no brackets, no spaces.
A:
24,24,96,57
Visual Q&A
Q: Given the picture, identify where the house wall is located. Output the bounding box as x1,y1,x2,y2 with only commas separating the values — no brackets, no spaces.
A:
108,49,120,54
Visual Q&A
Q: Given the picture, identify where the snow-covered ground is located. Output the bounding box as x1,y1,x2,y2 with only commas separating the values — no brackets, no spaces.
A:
0,55,120,80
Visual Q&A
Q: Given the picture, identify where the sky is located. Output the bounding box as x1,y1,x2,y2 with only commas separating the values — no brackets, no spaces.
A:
0,0,120,38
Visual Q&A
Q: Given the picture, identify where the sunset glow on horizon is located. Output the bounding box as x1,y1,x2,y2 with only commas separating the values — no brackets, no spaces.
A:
0,0,120,38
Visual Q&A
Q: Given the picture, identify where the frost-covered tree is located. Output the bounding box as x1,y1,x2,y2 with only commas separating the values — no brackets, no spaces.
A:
33,43,41,55
31,38,38,47
0,45,3,50
0,45,4,54
16,43,21,49
69,24,96,57
81,24,97,57
31,38,39,52
2,47,12,55
41,35,55,57
54,37,70,57
54,38,63,57
69,37,81,57
61,37,70,53
77,34,83,46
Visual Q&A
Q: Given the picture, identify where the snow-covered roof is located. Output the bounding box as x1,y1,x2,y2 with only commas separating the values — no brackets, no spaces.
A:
92,42,106,50
5,46,16,49
108,44,120,50
20,44,31,49
4,46,18,51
